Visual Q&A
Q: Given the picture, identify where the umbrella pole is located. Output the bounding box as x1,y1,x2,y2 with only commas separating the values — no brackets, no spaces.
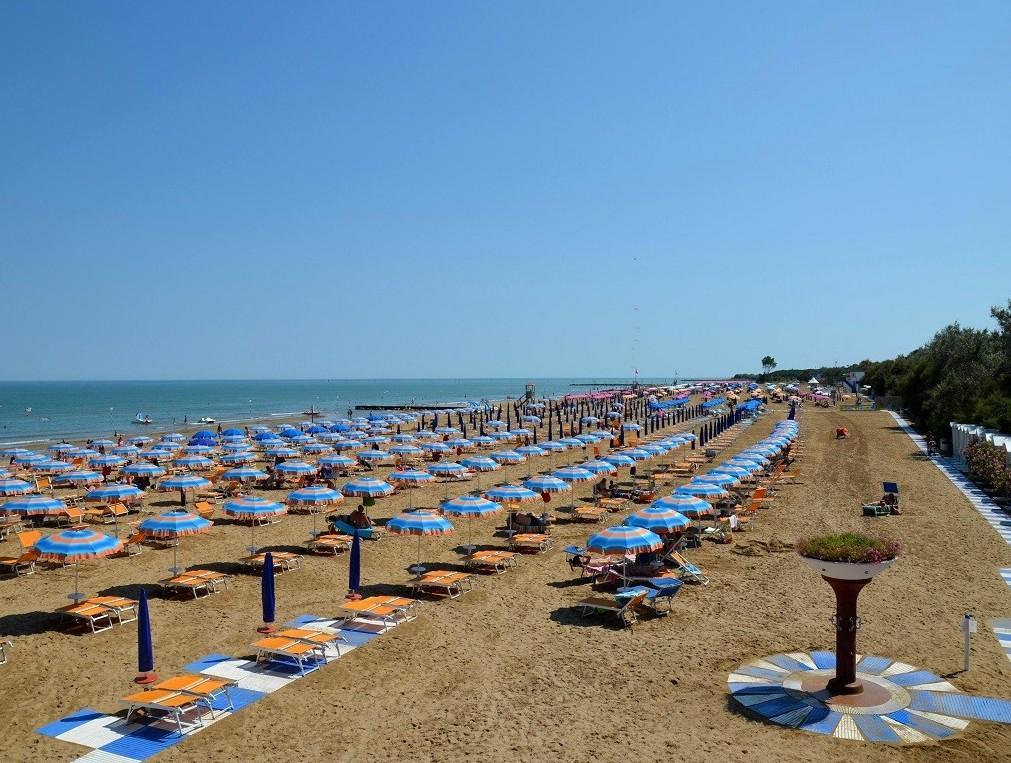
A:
71,560,84,603
171,540,180,575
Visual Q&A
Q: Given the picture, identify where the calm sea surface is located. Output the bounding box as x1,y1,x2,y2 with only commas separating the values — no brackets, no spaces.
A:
0,378,676,445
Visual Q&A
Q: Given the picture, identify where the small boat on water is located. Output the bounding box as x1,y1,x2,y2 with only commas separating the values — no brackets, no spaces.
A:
302,407,321,417
198,417,216,424
133,412,153,425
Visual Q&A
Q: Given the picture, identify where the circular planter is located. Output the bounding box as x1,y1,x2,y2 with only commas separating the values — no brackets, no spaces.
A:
801,556,895,580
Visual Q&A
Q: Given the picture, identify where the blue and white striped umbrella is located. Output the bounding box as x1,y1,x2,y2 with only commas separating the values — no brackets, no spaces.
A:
4,495,67,515
15,453,48,464
122,463,166,477
516,445,546,457
287,486,344,506
265,446,299,458
441,495,503,518
160,474,211,491
509,428,533,437
461,456,500,472
427,461,467,476
693,472,739,488
640,443,668,455
112,445,140,457
539,441,566,452
173,456,214,470
85,483,145,502
302,442,332,454
139,510,212,538
319,455,356,467
55,469,104,485
470,435,495,446
424,442,451,453
489,431,515,441
490,450,525,464
128,436,153,446
602,453,635,467
32,459,74,472
444,438,473,449
586,525,662,556
674,482,728,499
357,450,392,464
387,509,454,536
580,416,600,425
484,484,539,503
574,433,600,443
724,458,764,473
220,452,256,464
743,445,779,457
223,496,286,521
363,436,390,445
653,494,714,519
48,443,76,453
621,423,643,432
558,438,584,448
222,442,253,452
223,467,269,482
183,445,215,455
626,506,691,534
1,447,31,458
387,469,434,486
161,433,187,442
342,478,395,498
522,475,570,494
333,439,364,451
579,459,617,475
485,420,506,429
391,434,416,443
390,444,424,456
552,466,596,483
710,464,751,479
434,427,460,435
520,415,541,424
35,528,123,562
0,478,35,496
274,460,317,475
621,448,652,461
414,430,439,440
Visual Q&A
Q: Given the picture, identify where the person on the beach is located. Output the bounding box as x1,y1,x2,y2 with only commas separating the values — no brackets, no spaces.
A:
350,504,372,529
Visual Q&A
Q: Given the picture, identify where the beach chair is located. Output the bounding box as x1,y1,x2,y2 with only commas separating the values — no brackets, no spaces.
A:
186,569,231,591
57,602,118,633
86,596,138,623
47,506,87,527
113,527,147,557
34,476,53,493
411,570,475,599
573,506,607,523
193,501,215,520
0,515,24,541
597,497,629,513
122,688,209,736
240,551,303,572
464,549,518,574
160,573,215,598
0,530,42,577
664,550,709,585
253,636,326,675
275,627,348,657
508,533,552,553
153,675,235,716
577,591,648,629
84,502,130,524
307,533,353,555
341,596,419,627
0,640,10,664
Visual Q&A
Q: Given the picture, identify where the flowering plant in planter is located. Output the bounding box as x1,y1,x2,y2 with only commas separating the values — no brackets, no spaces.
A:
797,533,901,564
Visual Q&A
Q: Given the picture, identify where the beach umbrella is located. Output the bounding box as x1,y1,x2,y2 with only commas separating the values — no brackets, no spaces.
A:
265,446,299,458
441,495,503,553
427,461,467,477
580,459,617,476
85,483,145,503
139,510,212,574
621,448,652,461
693,472,739,489
4,495,66,517
259,552,276,634
302,442,332,455
274,460,318,476
35,528,123,602
223,466,269,483
288,485,343,537
516,445,545,458
319,454,355,468
31,459,75,473
135,590,156,685
173,455,214,471
539,441,566,453
1,447,32,458
342,478,395,498
522,475,570,502
387,469,434,508
390,444,424,457
602,453,635,468
469,435,494,447
490,450,525,464
224,496,286,554
710,464,751,479
586,525,662,584
220,452,256,465
13,452,48,465
626,505,691,534
658,494,715,519
55,469,104,486
161,474,211,505
356,450,392,465
48,443,76,454
112,445,140,457
484,484,540,508
387,510,454,575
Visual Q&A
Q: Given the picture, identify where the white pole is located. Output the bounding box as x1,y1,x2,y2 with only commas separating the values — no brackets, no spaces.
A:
963,612,976,672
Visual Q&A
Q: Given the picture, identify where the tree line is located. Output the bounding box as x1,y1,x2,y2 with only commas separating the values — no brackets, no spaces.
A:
861,301,1011,437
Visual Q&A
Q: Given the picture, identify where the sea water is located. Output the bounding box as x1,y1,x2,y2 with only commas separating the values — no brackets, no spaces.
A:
0,378,675,445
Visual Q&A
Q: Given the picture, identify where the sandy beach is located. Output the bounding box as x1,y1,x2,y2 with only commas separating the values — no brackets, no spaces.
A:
2,404,1009,762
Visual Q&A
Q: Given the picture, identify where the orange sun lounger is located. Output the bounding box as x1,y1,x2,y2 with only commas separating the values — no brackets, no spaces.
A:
509,532,552,553
307,534,353,555
122,688,209,736
410,570,475,599
253,636,326,675
340,595,419,627
464,549,519,573
240,551,303,572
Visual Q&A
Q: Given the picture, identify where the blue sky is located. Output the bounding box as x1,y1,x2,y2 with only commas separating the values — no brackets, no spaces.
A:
3,2,1010,380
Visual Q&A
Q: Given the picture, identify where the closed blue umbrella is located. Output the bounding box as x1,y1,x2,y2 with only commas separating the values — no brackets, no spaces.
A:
348,529,362,599
135,590,156,685
259,552,276,633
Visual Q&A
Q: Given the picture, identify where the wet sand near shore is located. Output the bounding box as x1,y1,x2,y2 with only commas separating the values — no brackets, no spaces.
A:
3,406,1010,762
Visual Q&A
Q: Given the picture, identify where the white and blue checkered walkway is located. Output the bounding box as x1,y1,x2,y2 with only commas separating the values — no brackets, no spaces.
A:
37,614,397,761
888,412,1011,664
